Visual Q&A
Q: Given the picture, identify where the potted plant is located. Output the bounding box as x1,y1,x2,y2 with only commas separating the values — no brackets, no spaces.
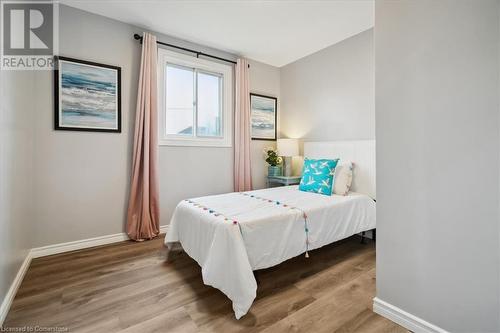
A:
264,147,283,176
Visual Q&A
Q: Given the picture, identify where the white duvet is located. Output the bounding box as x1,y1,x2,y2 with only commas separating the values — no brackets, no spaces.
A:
164,185,376,319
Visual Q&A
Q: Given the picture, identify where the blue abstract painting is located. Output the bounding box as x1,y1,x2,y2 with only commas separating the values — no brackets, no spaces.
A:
57,58,120,131
250,94,277,140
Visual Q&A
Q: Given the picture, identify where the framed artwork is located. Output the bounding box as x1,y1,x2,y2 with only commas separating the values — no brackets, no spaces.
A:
54,56,121,132
250,93,277,140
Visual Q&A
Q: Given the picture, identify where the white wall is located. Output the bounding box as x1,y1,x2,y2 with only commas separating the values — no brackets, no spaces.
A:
31,5,280,247
0,70,35,317
280,29,374,141
249,59,280,189
375,1,500,332
33,6,140,246
280,29,373,175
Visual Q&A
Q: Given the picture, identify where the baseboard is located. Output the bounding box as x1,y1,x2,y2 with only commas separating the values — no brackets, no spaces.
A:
0,225,169,326
31,225,169,258
373,297,449,333
0,251,32,326
30,232,130,258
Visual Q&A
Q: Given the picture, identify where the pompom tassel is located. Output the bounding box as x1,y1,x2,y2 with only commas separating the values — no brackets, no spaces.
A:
305,251,309,258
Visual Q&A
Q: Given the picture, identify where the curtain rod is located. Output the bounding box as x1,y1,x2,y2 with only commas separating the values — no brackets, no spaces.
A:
133,33,248,67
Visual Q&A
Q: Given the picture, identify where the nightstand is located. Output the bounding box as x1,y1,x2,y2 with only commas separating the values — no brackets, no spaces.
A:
266,175,302,187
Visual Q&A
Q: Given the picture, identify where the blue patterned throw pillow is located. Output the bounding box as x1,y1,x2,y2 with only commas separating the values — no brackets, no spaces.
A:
299,158,339,196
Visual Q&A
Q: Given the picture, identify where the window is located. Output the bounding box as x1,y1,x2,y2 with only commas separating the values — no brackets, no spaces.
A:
158,49,233,147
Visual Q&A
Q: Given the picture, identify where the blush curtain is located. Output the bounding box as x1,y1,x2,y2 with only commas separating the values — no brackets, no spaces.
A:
234,58,253,192
126,32,160,241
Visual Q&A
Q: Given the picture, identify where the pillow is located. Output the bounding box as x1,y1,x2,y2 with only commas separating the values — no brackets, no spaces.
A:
332,161,353,195
299,158,339,196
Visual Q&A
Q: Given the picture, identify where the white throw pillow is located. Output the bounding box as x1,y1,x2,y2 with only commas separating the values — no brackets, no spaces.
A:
333,161,353,195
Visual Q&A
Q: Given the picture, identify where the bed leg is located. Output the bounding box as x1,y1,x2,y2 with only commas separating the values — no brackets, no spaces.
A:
164,243,184,263
360,231,367,244
373,229,376,242
164,246,172,262
254,271,260,285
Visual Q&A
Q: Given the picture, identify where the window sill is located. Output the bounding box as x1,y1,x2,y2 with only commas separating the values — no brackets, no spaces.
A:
158,138,232,148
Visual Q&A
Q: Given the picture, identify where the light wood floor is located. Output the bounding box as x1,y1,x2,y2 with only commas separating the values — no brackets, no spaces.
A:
4,235,407,333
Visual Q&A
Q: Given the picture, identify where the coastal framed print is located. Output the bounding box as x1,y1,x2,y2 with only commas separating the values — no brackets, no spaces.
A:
250,93,277,140
54,56,121,132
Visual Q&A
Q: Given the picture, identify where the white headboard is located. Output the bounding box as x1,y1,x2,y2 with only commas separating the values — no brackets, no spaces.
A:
303,140,376,199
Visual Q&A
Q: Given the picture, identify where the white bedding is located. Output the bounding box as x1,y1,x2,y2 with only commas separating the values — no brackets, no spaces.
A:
164,185,376,319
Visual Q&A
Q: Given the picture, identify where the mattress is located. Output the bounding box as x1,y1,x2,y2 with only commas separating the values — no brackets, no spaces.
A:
165,185,376,319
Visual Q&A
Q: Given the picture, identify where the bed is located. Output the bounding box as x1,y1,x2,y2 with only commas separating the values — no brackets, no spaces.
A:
164,140,376,319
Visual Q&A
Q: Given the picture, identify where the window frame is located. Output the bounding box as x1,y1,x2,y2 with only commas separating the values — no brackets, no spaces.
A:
157,48,233,147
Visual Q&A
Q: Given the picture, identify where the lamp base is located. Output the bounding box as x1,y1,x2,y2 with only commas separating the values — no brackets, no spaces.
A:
282,156,293,177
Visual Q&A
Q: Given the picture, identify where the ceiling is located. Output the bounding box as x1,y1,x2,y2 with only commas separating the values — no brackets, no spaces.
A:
61,0,374,67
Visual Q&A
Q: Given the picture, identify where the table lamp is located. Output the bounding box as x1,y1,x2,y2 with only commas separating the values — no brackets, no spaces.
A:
277,138,299,177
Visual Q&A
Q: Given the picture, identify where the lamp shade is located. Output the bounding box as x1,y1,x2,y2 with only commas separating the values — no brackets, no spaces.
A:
277,138,299,157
